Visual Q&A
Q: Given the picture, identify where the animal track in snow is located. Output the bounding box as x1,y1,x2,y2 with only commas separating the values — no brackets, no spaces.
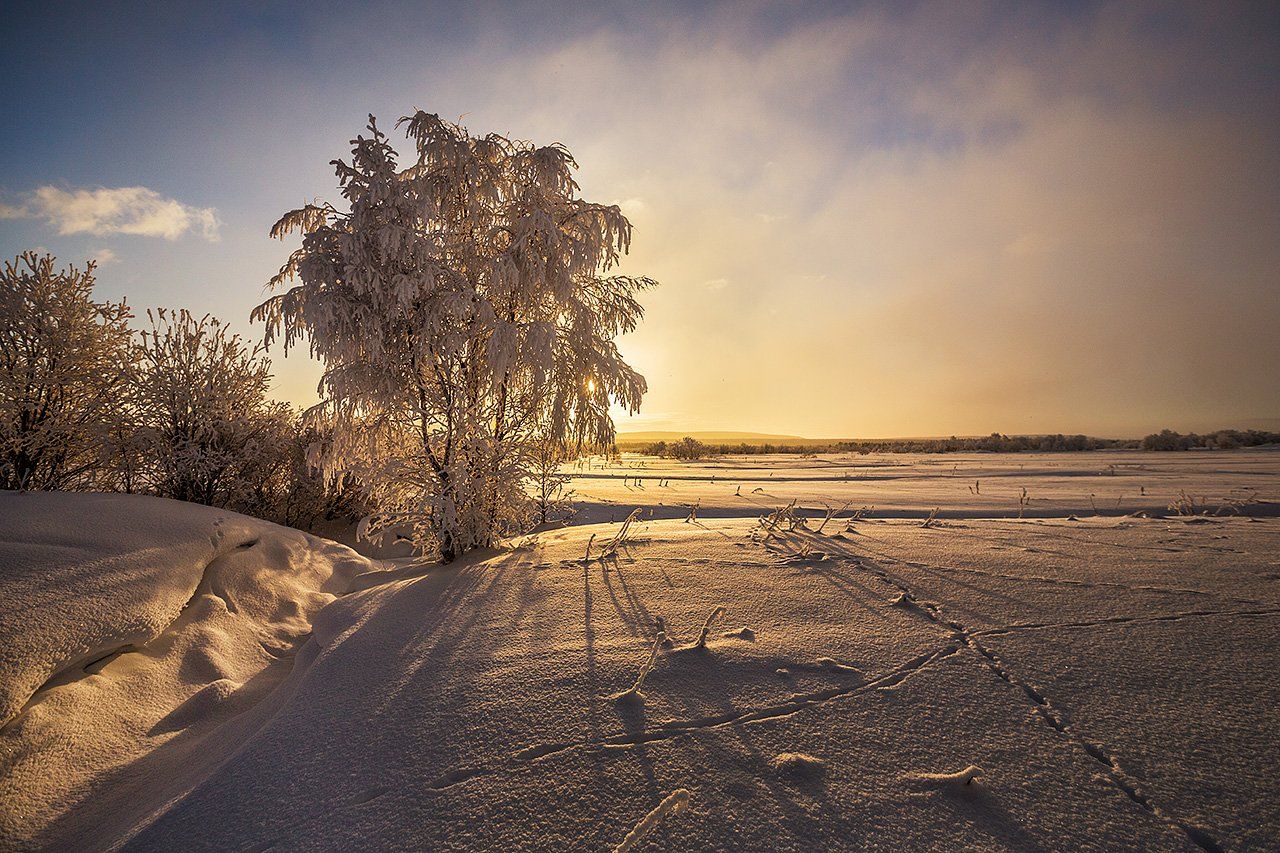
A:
848,554,1228,853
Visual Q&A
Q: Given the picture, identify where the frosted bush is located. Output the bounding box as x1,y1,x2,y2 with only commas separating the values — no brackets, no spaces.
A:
132,308,285,508
0,252,133,490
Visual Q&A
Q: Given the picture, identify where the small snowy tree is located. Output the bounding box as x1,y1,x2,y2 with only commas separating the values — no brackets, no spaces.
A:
254,111,654,560
0,252,133,490
132,308,285,507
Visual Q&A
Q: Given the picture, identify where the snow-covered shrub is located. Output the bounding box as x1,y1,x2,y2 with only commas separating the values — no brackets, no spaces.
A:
132,309,285,508
254,111,654,560
668,436,709,461
0,252,133,490
529,432,574,526
599,508,642,559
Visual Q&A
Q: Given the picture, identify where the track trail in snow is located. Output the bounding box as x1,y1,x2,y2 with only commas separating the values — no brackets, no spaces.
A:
846,548,1229,852
849,530,1270,608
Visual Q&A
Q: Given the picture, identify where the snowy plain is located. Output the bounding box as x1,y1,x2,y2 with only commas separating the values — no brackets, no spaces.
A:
1,450,1278,850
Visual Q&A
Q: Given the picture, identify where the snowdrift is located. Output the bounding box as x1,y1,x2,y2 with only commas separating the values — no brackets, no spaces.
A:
0,493,373,848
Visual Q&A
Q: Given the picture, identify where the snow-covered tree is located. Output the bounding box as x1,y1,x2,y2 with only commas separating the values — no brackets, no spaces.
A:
0,252,133,490
254,111,654,560
132,308,287,507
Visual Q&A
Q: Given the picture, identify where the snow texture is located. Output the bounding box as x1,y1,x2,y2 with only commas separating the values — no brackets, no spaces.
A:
2,450,1278,850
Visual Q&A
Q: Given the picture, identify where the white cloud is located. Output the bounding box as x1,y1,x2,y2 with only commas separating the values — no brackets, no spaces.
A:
90,247,118,264
0,186,219,241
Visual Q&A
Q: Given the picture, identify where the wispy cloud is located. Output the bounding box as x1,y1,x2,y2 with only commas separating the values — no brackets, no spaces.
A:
0,186,219,241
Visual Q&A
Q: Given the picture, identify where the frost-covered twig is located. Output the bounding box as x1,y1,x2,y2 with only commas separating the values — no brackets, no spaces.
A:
695,606,726,648
817,500,851,534
599,508,642,558
910,765,984,788
844,505,873,532
920,507,939,528
612,631,666,703
613,789,691,853
756,499,799,540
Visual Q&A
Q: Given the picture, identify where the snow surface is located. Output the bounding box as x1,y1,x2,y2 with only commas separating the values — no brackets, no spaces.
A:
2,452,1278,850
564,449,1280,524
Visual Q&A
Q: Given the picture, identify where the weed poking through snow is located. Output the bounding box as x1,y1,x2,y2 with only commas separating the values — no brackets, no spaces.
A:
921,507,940,528
695,606,726,649
817,501,852,534
599,508,641,559
613,789,691,853
611,631,666,703
843,506,874,533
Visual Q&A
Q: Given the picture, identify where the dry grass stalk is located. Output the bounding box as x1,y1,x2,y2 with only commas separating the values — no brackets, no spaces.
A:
613,631,666,702
695,606,726,648
817,500,852,533
599,508,642,558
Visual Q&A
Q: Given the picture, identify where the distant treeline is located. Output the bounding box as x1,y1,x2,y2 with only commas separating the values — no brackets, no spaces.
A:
628,429,1280,458
1139,429,1280,451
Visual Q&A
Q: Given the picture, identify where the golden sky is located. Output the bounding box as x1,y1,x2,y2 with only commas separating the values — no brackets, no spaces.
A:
3,2,1277,437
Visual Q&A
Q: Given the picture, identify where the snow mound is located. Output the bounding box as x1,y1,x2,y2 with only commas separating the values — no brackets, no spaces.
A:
770,751,828,778
0,492,372,847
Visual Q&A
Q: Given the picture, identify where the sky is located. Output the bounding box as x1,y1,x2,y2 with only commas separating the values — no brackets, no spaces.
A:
2,0,1278,438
